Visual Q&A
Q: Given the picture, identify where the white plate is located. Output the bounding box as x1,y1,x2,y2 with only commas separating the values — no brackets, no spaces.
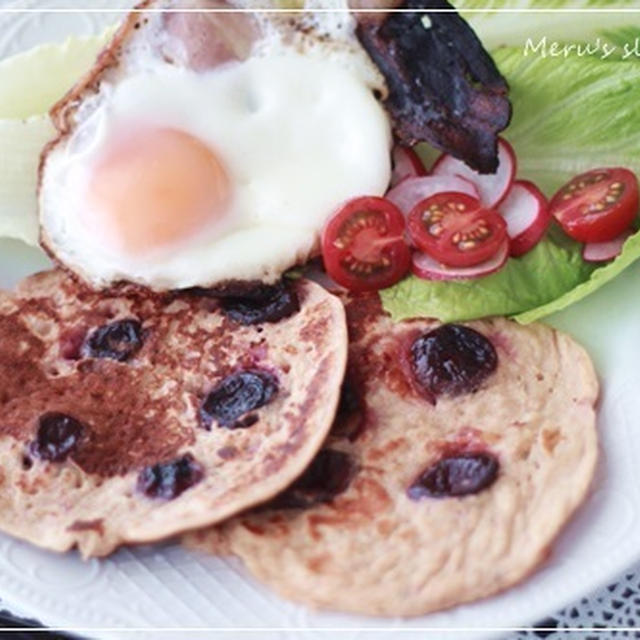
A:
1,2,640,638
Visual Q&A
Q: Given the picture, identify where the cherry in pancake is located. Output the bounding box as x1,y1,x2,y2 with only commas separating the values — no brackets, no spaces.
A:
0,270,347,557
186,294,598,617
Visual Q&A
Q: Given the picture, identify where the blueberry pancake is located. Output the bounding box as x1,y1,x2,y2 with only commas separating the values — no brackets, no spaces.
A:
0,269,346,557
186,294,598,616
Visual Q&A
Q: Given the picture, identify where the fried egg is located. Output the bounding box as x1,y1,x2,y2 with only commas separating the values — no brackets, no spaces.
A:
39,1,392,290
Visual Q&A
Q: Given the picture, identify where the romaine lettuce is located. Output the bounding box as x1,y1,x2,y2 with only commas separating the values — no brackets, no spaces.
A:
380,227,594,322
0,28,114,119
494,47,640,196
463,0,637,54
382,39,640,324
0,116,55,246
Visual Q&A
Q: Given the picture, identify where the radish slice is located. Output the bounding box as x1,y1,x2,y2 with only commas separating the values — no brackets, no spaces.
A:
386,175,478,215
431,138,516,208
390,145,427,187
499,180,551,257
582,230,632,262
411,240,509,281
301,258,345,292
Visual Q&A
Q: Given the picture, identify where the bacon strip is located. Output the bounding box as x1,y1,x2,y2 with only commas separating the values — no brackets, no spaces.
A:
356,0,511,173
162,0,259,70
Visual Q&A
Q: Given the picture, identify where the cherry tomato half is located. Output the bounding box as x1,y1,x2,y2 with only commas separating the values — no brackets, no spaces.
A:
549,168,639,243
321,196,411,292
407,192,507,268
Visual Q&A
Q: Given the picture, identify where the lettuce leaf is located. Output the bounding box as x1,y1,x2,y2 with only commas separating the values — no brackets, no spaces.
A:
380,228,594,322
0,29,117,248
463,0,637,53
0,116,56,246
381,43,640,323
494,47,640,196
515,229,640,322
0,28,114,119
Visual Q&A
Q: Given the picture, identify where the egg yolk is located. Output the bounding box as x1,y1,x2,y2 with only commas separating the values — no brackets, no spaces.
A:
87,127,230,254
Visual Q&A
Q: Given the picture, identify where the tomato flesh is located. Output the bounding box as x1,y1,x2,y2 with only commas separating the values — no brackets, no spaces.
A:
549,168,639,243
407,192,507,268
322,196,410,292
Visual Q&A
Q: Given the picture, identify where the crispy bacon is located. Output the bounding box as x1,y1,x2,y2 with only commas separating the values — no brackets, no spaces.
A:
162,0,259,70
356,0,511,173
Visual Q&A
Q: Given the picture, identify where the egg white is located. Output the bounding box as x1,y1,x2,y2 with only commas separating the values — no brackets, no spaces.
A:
40,51,391,290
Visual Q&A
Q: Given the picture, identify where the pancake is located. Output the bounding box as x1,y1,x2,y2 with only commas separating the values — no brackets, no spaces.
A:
0,269,346,557
185,293,599,616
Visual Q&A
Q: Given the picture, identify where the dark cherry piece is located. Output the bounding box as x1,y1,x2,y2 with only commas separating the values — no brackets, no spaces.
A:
220,281,300,325
29,412,86,462
408,453,499,499
410,324,497,397
184,280,272,299
269,449,354,510
137,453,204,500
83,319,143,362
200,370,278,429
233,414,259,429
337,379,361,417
331,379,365,441
59,326,88,360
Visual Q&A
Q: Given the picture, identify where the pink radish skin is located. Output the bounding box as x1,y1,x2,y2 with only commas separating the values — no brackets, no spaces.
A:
386,175,478,215
301,258,346,292
432,138,517,208
582,230,633,262
411,240,509,281
390,146,427,187
499,180,551,257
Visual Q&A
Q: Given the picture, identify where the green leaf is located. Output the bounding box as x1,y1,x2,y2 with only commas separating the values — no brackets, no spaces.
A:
462,0,638,54
0,28,115,119
598,26,640,53
515,229,640,322
380,228,595,323
0,116,56,246
493,47,640,195
381,41,640,324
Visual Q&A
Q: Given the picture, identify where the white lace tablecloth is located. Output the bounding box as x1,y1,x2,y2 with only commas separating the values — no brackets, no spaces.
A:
514,564,640,637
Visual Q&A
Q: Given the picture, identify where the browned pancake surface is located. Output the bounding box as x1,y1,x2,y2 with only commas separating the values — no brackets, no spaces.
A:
186,294,598,616
0,270,346,556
